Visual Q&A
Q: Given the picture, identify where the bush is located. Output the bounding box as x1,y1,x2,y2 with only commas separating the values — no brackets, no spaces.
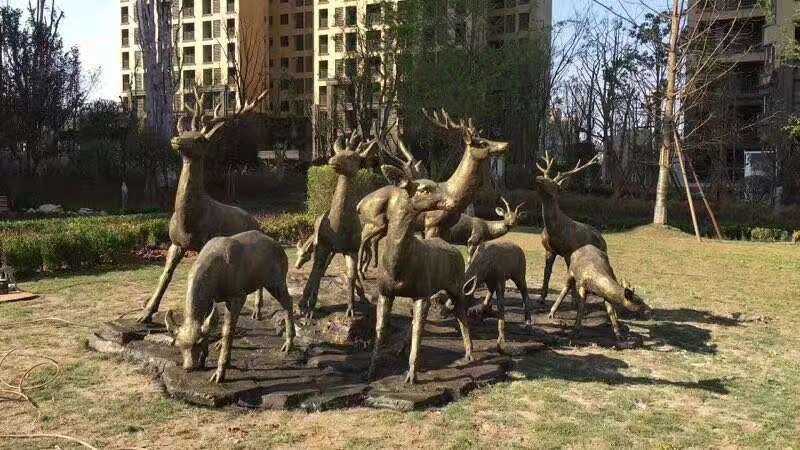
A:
306,165,387,215
750,227,788,242
260,213,315,244
0,232,42,275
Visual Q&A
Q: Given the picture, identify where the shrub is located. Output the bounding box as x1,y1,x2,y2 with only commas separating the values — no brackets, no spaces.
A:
260,213,315,244
306,165,386,215
0,232,42,275
750,227,788,242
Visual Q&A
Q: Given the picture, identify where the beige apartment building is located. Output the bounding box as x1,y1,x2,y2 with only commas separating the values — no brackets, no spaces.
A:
688,0,799,199
120,0,552,158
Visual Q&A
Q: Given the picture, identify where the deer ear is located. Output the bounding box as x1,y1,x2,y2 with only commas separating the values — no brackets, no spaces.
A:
381,165,408,188
200,308,217,336
164,309,178,334
495,207,505,217
463,275,478,296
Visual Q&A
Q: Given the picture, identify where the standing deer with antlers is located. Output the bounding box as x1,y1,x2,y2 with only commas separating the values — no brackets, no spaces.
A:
299,132,377,318
445,197,526,264
137,88,268,324
535,151,606,310
357,109,509,276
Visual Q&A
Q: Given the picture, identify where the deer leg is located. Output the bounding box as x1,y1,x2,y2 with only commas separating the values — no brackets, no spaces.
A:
466,240,479,266
300,243,331,319
344,252,358,317
448,290,474,363
540,252,557,306
250,288,264,320
405,298,429,384
481,289,494,314
138,244,186,323
549,277,575,319
210,296,244,384
603,300,623,341
267,284,295,352
514,274,532,325
368,294,394,380
495,281,507,352
574,286,588,337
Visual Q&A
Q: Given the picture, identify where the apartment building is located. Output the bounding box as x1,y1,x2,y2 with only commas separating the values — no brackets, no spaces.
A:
120,0,267,117
688,0,800,198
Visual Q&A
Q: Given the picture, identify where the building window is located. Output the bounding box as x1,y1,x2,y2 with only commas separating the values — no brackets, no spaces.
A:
203,44,213,63
306,34,314,51
294,13,304,29
121,52,130,69
121,29,129,47
319,60,328,79
319,9,328,29
183,47,196,65
280,58,289,70
122,74,131,91
334,7,343,27
295,57,304,73
203,68,213,85
281,36,289,47
319,86,328,104
226,0,235,13
183,23,195,41
202,0,211,15
227,19,235,38
519,13,529,31
227,43,235,61
202,21,212,40
319,35,328,55
121,6,129,24
280,14,289,25
183,70,196,89
346,32,357,52
366,4,381,26
335,58,343,76
295,35,305,51
182,0,194,17
505,15,516,34
345,6,357,26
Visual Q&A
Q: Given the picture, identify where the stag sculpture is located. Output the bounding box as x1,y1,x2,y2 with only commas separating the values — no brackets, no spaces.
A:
138,89,268,324
357,109,509,275
164,230,295,383
294,226,367,302
549,244,652,340
535,151,606,309
462,242,531,351
367,165,474,384
299,133,377,318
446,197,525,264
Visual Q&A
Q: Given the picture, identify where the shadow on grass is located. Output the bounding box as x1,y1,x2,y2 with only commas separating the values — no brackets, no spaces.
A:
651,308,741,326
15,260,163,284
516,351,730,394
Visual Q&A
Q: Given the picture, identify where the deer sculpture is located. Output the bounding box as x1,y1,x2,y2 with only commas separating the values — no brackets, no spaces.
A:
357,109,509,276
463,241,531,351
548,244,652,340
137,89,268,324
367,165,474,384
164,230,295,383
445,197,526,264
298,132,378,318
535,151,606,310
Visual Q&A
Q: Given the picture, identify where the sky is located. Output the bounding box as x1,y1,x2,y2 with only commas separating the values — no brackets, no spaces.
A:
1,0,658,101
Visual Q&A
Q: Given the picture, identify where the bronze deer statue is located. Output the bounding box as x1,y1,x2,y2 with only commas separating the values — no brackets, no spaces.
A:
535,151,606,309
367,165,474,384
445,197,526,264
357,109,509,276
298,133,377,318
138,88,268,324
463,241,531,351
164,230,295,383
549,244,652,340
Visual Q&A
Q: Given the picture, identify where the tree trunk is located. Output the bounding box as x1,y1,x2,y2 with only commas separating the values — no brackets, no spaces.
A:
653,0,680,225
674,131,701,242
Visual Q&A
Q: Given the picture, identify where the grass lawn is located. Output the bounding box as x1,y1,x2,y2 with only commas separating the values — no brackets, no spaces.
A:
1,225,799,449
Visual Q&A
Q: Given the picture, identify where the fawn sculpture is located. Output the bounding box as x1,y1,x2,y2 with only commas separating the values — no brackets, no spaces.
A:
298,133,377,318
138,89,268,324
164,230,295,383
357,109,509,275
367,165,474,384
535,151,606,308
549,244,652,340
446,197,526,264
463,241,531,351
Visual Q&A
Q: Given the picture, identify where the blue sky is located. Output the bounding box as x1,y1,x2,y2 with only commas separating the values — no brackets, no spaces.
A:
2,0,657,101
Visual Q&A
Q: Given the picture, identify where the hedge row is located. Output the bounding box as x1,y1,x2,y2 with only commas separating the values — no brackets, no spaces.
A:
0,212,316,278
306,165,387,216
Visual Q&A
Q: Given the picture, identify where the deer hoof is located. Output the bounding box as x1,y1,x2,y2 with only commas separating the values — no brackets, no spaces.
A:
209,370,225,384
136,311,154,324
404,371,416,384
345,306,355,318
251,310,262,321
280,341,292,353
463,354,474,363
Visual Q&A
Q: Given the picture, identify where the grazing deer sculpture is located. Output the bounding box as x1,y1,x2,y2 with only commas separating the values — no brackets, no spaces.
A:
463,241,531,351
445,197,526,264
138,88,268,324
535,151,606,309
164,230,295,383
549,244,652,340
367,165,474,384
299,132,377,318
357,109,509,276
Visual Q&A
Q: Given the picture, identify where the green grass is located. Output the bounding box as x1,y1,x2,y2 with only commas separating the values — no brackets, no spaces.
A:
1,225,799,448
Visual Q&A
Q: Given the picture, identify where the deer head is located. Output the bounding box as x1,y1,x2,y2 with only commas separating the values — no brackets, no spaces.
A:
165,308,218,370
535,151,601,198
294,237,314,269
422,108,509,160
620,279,653,319
495,197,526,228
381,165,452,214
172,87,268,159
327,131,378,176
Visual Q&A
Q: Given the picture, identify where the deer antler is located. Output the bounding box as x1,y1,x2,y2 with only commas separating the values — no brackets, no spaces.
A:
197,88,269,140
514,201,526,215
500,196,511,213
536,151,556,178
552,153,601,186
421,108,476,139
